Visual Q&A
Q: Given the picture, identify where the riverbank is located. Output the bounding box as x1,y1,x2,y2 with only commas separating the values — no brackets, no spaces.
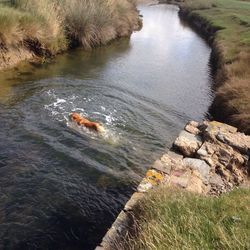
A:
96,120,250,249
159,0,250,134
0,0,141,71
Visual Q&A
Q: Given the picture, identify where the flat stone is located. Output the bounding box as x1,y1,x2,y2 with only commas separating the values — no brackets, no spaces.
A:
170,175,190,188
95,247,105,250
112,211,132,234
124,192,144,211
160,151,184,172
197,147,208,157
168,150,184,160
216,131,250,155
174,130,202,156
185,121,200,135
95,246,104,250
188,121,199,127
169,168,191,188
100,210,132,249
171,168,188,177
152,160,171,175
137,179,153,193
183,158,210,184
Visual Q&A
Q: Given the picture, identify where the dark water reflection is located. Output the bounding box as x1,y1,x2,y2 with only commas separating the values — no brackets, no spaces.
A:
0,4,213,250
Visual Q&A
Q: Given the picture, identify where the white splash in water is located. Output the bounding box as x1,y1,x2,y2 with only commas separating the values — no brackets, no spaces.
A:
44,89,121,145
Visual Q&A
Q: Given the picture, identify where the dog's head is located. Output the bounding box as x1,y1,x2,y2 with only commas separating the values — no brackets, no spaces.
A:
70,112,82,122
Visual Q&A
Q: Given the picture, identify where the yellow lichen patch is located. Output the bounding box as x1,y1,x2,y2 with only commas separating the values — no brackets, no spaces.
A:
146,169,164,185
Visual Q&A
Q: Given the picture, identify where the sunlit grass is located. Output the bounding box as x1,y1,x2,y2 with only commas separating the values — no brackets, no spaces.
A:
160,0,250,133
121,187,250,250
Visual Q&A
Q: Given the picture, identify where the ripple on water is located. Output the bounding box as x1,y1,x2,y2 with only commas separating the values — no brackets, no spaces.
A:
0,4,213,250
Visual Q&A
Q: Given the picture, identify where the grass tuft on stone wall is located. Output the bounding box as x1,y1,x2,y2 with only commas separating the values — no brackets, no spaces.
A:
120,187,250,250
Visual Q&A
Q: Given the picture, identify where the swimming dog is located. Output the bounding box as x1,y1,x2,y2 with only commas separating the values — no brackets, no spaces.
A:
70,112,105,133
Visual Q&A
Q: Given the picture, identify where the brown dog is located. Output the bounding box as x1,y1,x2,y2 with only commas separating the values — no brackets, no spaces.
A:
70,112,105,133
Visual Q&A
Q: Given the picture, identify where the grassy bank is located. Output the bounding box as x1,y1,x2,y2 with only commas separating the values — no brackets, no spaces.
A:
120,187,250,250
0,0,141,68
161,0,250,134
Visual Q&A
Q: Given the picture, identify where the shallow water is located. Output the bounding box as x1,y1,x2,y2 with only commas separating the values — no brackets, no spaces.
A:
0,4,213,250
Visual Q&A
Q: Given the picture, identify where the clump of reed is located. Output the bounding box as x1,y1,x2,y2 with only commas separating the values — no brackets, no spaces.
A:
0,0,140,54
61,0,140,49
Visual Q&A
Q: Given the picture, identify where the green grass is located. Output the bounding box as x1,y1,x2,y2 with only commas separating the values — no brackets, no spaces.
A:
162,0,250,134
192,0,250,134
190,0,250,61
122,187,250,250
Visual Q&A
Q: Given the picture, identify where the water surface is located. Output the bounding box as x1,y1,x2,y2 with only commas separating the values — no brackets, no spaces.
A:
0,4,213,250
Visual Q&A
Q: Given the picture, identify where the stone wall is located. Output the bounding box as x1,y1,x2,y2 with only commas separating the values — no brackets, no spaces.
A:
95,121,250,249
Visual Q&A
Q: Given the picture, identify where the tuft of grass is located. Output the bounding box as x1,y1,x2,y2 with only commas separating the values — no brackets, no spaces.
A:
121,187,250,250
62,0,140,49
0,6,24,45
0,2,67,54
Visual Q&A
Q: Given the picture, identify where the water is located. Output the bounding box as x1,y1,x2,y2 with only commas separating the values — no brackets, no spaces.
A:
0,4,213,250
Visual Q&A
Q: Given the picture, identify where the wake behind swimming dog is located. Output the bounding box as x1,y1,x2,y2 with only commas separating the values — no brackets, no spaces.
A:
70,112,105,133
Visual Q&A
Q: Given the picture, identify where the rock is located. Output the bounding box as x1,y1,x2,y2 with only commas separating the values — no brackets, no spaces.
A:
160,150,184,172
204,121,237,142
152,159,171,175
208,173,227,195
100,211,132,249
137,170,164,193
146,169,164,184
209,173,224,187
169,169,191,189
208,121,237,133
216,131,250,155
174,130,202,156
168,150,184,161
196,139,247,185
137,180,153,193
186,170,205,194
185,121,200,135
170,175,189,188
189,121,199,127
124,192,144,211
197,146,208,157
183,158,210,184
95,247,105,250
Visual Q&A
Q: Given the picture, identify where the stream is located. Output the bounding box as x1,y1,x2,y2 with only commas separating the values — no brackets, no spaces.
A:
0,4,213,250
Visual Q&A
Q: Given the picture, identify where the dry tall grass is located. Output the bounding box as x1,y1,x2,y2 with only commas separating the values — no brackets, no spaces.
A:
62,0,140,48
0,0,140,55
